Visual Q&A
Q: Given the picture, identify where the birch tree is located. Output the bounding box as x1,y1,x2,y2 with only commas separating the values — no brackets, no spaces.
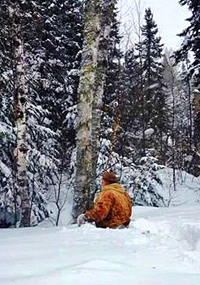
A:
9,0,31,227
72,0,116,221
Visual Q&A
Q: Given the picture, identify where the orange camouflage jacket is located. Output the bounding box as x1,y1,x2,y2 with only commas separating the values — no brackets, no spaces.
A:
86,183,132,228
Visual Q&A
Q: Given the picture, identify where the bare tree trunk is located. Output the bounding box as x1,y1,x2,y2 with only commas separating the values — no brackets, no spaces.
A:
9,1,31,227
187,78,193,151
192,89,200,176
72,0,116,221
171,73,177,192
141,90,146,156
184,58,194,152
193,89,200,152
163,52,177,191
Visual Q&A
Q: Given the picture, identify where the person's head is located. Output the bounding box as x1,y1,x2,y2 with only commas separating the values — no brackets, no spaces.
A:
102,171,118,187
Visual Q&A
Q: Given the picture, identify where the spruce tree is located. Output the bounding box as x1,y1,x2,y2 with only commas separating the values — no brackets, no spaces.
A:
120,47,143,160
135,8,168,159
0,0,18,227
175,0,200,174
0,0,83,227
176,0,200,87
23,0,83,225
99,7,123,170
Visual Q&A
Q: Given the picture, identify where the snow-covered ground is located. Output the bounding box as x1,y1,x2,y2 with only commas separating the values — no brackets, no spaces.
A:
154,168,200,206
1,205,200,285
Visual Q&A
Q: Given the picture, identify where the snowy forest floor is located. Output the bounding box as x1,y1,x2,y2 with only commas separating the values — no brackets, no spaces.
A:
1,205,200,285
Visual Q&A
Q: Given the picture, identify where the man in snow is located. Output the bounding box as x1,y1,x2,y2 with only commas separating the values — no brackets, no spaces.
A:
77,171,132,228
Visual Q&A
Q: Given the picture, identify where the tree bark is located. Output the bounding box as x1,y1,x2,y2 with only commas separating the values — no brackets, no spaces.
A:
193,89,200,152
9,1,31,227
72,0,116,221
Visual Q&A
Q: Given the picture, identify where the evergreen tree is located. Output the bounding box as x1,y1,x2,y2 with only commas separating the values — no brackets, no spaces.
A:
175,0,200,175
120,48,143,160
163,51,191,186
103,8,122,106
176,0,200,87
121,8,168,162
100,7,123,167
135,8,168,158
0,0,83,227
0,0,18,227
24,0,83,225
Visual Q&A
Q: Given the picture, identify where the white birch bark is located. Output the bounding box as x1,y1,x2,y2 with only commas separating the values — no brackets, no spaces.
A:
9,1,31,227
72,0,116,220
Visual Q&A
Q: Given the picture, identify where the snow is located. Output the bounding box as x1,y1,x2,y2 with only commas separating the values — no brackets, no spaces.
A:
0,122,13,135
144,127,154,137
194,89,200,95
0,161,11,177
1,167,200,284
152,168,200,206
1,205,200,285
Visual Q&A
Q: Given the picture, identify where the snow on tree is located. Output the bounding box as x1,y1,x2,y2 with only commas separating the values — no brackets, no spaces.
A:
72,0,116,221
120,47,145,161
176,0,200,87
0,0,18,227
121,8,168,163
9,0,31,227
163,50,194,174
135,8,167,157
0,0,83,227
122,153,165,207
23,0,83,225
98,6,123,179
192,89,200,175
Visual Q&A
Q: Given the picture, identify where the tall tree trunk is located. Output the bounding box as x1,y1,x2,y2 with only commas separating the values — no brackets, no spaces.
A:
193,89,200,152
72,0,116,221
171,75,176,191
187,77,193,151
192,89,200,176
9,1,31,227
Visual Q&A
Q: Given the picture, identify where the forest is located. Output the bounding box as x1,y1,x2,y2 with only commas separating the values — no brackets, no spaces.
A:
0,0,199,228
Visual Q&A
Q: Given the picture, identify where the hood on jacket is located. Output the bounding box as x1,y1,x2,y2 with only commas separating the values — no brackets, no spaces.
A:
102,183,126,194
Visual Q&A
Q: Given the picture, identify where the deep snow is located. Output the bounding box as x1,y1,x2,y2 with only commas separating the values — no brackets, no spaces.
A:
0,205,200,285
